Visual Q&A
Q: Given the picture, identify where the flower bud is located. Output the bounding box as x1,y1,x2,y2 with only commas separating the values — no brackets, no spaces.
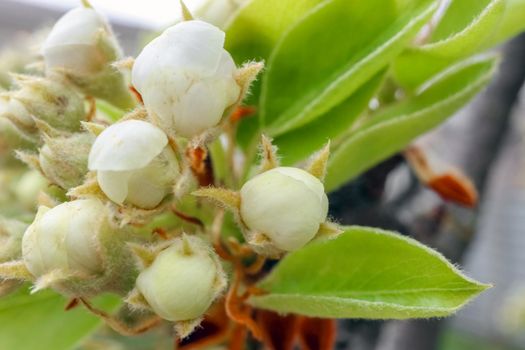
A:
0,217,27,262
132,20,240,138
42,7,134,109
43,7,120,75
22,199,136,296
14,170,48,210
133,235,226,324
240,167,329,252
0,95,38,143
39,133,93,189
0,116,35,156
9,75,85,134
88,120,180,209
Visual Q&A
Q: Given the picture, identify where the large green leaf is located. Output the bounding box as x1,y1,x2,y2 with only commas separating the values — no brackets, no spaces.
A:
275,72,385,165
261,0,437,136
325,55,497,192
250,226,489,319
0,287,120,350
393,0,525,89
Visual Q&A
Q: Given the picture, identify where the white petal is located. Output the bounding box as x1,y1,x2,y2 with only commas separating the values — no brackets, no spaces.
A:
97,170,132,205
88,120,168,171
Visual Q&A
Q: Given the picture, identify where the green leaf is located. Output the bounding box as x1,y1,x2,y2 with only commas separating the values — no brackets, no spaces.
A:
250,226,489,319
393,0,525,89
225,0,325,149
261,0,437,136
0,287,120,350
274,72,385,165
325,55,497,192
225,0,324,63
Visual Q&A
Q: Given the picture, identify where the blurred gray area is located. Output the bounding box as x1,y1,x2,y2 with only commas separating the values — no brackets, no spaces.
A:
0,0,144,54
451,77,525,345
1,1,525,349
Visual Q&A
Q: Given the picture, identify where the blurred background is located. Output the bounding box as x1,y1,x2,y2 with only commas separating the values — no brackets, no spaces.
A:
1,0,525,349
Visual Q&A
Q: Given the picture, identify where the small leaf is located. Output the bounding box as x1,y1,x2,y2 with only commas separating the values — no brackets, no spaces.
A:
325,55,497,192
250,226,489,319
0,286,120,350
261,0,437,136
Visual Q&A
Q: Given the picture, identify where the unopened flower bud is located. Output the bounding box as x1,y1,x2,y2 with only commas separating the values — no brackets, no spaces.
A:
14,170,48,209
10,75,85,133
88,120,180,209
0,116,35,155
133,235,226,325
22,199,135,296
42,7,133,109
132,20,240,138
240,167,329,252
0,217,27,262
0,95,38,142
40,133,93,189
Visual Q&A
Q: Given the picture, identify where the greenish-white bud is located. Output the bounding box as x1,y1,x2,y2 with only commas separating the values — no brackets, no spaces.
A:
0,217,28,262
240,167,329,252
42,7,134,109
0,116,35,157
39,133,93,189
88,120,180,209
14,170,48,210
132,20,240,138
22,199,136,296
134,235,226,324
0,95,38,143
10,75,85,133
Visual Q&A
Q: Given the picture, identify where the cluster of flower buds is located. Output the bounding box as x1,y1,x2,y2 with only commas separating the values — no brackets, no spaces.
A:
0,1,342,341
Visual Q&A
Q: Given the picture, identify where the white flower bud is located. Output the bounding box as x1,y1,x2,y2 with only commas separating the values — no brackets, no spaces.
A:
88,120,180,209
22,199,106,279
135,235,226,322
42,7,134,109
21,198,136,296
240,167,329,252
42,7,120,75
132,20,240,138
